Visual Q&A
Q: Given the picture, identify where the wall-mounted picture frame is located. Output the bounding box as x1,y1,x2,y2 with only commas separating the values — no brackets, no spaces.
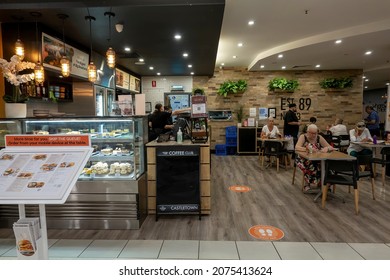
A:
268,107,276,118
145,102,152,114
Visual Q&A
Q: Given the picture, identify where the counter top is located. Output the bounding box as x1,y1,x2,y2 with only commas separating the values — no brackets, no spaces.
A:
146,139,209,147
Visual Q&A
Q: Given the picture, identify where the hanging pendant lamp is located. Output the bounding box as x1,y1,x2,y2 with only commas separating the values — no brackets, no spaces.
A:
14,16,25,60
58,14,71,77
85,15,97,82
32,12,44,84
104,11,116,69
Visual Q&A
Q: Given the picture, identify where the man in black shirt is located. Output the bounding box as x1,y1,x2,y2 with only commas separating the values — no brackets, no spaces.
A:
283,103,301,144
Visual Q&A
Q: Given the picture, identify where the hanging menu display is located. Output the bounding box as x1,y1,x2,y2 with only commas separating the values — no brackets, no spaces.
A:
115,69,130,90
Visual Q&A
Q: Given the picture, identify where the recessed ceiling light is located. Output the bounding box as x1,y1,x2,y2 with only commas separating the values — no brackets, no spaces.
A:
139,58,144,62
174,34,181,40
278,54,283,58
365,51,372,55
281,66,286,69
386,82,390,86
149,66,154,70
315,64,321,68
365,79,369,82
335,40,342,44
183,53,188,57
190,72,194,75
238,43,243,47
124,47,131,52
362,76,366,79
232,56,237,59
260,65,265,68
248,20,255,25
188,64,192,68
365,86,368,89
221,63,225,66
157,72,161,76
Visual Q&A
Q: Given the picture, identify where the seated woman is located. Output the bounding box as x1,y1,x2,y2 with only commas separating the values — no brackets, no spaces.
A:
347,121,373,156
295,124,335,192
261,117,282,138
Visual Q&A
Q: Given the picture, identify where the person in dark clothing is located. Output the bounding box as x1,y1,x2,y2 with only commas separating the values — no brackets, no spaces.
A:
148,103,190,141
283,103,301,144
364,105,380,137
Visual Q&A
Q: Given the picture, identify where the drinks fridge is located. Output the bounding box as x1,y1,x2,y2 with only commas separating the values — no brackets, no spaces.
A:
94,85,115,116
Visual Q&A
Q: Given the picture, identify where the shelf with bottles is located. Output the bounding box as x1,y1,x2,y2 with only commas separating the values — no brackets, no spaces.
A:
47,82,73,102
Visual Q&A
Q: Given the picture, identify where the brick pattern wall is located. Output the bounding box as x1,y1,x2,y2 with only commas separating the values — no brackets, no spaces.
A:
194,67,363,149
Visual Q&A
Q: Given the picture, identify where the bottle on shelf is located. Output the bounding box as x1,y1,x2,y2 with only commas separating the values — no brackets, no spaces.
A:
177,127,183,143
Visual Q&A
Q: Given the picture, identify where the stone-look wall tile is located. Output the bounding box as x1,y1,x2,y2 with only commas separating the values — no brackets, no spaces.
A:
194,68,363,149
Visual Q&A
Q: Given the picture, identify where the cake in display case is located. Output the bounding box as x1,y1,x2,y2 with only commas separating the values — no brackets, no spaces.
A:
4,116,149,230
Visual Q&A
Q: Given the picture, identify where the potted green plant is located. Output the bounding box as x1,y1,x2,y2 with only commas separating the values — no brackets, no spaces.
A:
217,79,248,97
192,87,205,95
319,77,353,90
235,105,244,127
0,55,35,118
268,77,299,92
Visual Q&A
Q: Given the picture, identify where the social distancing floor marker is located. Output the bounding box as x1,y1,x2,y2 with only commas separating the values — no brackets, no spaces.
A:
228,185,252,192
248,225,284,241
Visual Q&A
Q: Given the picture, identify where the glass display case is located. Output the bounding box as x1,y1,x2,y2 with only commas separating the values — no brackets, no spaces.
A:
21,116,147,180
13,116,149,230
0,119,22,148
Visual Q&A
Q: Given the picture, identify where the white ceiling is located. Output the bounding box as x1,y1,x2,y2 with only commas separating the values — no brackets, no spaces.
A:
217,0,390,90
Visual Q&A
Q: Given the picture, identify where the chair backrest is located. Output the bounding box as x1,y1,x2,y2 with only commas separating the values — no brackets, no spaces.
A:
355,154,372,165
331,135,341,147
380,147,390,156
339,134,350,146
323,159,358,186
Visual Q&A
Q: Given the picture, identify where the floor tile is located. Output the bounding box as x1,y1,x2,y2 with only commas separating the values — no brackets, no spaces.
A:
79,240,128,259
48,239,93,258
118,240,163,259
310,242,363,260
0,239,16,256
159,240,199,259
273,242,322,260
199,241,239,260
349,243,390,260
236,241,280,260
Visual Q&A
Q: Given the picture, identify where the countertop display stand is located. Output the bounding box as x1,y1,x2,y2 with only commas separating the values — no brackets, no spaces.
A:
190,95,208,144
0,135,92,260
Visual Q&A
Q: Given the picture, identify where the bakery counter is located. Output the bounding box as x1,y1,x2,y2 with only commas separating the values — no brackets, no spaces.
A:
146,140,211,215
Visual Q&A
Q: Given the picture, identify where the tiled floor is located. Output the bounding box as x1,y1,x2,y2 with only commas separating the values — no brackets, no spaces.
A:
1,238,390,260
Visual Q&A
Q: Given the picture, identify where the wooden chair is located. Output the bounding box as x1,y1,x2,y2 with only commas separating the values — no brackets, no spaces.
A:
291,158,305,190
262,141,288,172
322,159,359,214
372,147,390,186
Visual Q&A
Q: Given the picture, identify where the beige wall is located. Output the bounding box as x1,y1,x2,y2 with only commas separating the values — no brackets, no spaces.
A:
194,67,363,149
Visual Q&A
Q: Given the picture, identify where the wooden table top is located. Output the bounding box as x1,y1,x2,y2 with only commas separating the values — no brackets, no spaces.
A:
296,150,355,161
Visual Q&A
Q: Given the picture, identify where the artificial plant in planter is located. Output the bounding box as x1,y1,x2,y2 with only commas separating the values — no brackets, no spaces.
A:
235,105,244,127
192,87,205,95
217,79,248,97
268,77,299,92
319,77,353,90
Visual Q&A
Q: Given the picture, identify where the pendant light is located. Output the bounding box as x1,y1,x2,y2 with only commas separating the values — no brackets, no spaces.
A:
14,16,24,60
31,12,45,84
85,15,97,83
58,14,71,77
104,11,116,68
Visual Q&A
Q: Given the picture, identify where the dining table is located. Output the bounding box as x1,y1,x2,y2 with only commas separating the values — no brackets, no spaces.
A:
296,150,356,201
259,137,292,168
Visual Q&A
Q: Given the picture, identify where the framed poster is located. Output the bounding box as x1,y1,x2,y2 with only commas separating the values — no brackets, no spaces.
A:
145,102,152,113
259,107,268,120
268,108,276,118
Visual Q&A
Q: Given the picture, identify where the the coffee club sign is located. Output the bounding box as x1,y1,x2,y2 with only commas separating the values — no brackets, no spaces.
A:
279,97,312,120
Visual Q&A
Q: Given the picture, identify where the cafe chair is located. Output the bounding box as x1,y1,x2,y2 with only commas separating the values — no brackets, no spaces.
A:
322,159,360,215
262,141,288,172
372,147,390,186
291,158,305,190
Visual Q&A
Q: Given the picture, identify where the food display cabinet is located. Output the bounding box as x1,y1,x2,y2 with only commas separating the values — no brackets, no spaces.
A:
0,119,21,148
0,116,148,229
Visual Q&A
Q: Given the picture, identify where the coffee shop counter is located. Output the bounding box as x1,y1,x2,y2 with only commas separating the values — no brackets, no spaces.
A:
146,140,211,215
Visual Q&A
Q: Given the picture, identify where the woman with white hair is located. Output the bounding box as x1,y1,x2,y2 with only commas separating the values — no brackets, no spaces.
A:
261,117,282,139
295,124,335,192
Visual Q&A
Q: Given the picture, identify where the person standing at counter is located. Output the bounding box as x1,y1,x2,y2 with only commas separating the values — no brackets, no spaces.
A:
284,103,301,144
148,103,190,141
364,105,380,137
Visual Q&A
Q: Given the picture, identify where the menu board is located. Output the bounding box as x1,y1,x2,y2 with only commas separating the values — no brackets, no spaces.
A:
115,69,130,90
0,136,92,204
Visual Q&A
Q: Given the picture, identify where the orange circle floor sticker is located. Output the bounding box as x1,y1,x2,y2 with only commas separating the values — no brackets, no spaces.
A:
228,185,252,192
248,225,284,241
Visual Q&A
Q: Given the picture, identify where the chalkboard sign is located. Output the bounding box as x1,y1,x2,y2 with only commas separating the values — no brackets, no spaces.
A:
156,146,200,220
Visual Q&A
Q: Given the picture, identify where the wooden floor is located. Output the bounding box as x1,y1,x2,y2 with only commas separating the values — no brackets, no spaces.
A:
1,154,390,242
